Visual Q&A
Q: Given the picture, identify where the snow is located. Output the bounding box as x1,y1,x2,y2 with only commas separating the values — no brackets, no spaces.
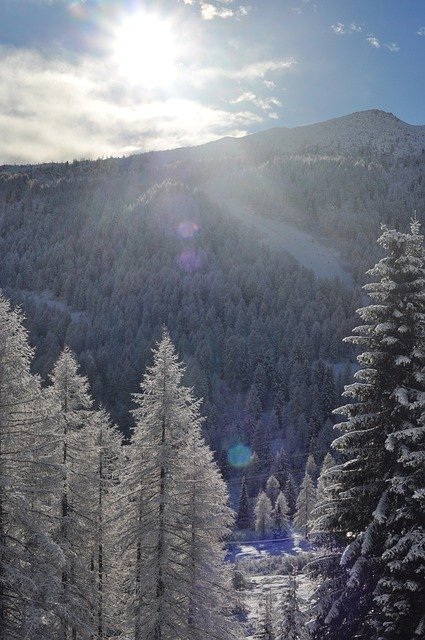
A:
227,536,315,636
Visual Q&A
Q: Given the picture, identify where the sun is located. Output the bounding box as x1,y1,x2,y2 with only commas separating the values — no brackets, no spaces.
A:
113,12,177,87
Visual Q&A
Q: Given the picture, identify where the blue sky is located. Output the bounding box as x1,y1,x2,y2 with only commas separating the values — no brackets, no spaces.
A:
0,0,424,163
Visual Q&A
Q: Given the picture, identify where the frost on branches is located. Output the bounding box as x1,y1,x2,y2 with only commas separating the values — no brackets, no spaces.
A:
311,222,425,640
116,329,241,640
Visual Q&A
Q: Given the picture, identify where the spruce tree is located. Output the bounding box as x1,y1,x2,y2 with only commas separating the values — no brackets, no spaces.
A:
313,222,425,640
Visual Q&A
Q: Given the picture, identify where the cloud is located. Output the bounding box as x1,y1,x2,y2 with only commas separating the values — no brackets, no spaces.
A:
366,35,380,48
201,3,234,19
386,42,400,52
331,22,362,35
184,0,250,20
0,46,262,164
230,91,281,111
233,58,296,79
417,27,425,36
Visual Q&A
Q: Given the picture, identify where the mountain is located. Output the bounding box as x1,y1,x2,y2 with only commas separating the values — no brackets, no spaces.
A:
202,109,425,158
0,108,424,479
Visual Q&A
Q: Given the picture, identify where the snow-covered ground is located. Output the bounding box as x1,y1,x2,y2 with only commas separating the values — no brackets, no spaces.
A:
228,536,316,637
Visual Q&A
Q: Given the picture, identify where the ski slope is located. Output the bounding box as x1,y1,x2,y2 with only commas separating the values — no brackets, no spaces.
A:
204,186,353,287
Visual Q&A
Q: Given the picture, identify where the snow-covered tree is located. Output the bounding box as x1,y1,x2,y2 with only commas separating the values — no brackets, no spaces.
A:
236,476,252,530
85,408,123,640
0,296,63,640
178,427,241,640
294,468,316,539
50,347,96,639
254,491,273,539
276,573,308,640
117,329,241,640
266,475,281,506
254,590,276,639
312,222,425,640
272,492,290,537
310,452,336,541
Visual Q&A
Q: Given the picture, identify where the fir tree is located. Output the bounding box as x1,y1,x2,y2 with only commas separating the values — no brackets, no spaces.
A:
313,222,425,640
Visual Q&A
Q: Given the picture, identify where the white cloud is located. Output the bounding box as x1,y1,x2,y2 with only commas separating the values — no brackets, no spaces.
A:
233,58,296,79
417,27,425,36
386,42,400,52
201,3,234,19
331,22,346,35
367,35,380,48
331,22,362,35
230,91,281,111
268,112,279,120
0,47,262,164
185,0,250,20
264,80,276,89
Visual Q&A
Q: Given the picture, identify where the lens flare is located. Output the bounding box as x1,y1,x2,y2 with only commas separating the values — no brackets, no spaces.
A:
227,444,252,468
178,221,199,239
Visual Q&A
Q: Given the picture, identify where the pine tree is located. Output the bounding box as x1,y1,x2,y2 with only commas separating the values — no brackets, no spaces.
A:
236,476,252,530
294,468,316,539
0,296,62,640
272,492,290,537
254,491,273,539
312,222,425,640
276,573,308,640
266,475,281,506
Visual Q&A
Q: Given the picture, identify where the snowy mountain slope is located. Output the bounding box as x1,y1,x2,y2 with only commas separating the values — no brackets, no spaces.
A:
200,109,425,158
203,188,353,287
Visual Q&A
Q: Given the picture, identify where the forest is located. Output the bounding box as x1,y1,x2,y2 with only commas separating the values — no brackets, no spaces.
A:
1,113,425,638
0,220,424,639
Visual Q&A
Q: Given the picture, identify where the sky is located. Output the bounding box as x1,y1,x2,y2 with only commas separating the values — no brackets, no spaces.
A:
0,0,424,164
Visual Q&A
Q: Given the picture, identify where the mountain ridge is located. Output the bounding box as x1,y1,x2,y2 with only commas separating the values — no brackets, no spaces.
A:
1,109,425,172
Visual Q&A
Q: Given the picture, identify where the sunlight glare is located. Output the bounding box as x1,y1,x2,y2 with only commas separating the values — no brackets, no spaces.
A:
113,12,177,87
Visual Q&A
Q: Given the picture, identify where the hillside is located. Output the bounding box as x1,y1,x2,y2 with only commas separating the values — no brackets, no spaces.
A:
1,108,424,480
